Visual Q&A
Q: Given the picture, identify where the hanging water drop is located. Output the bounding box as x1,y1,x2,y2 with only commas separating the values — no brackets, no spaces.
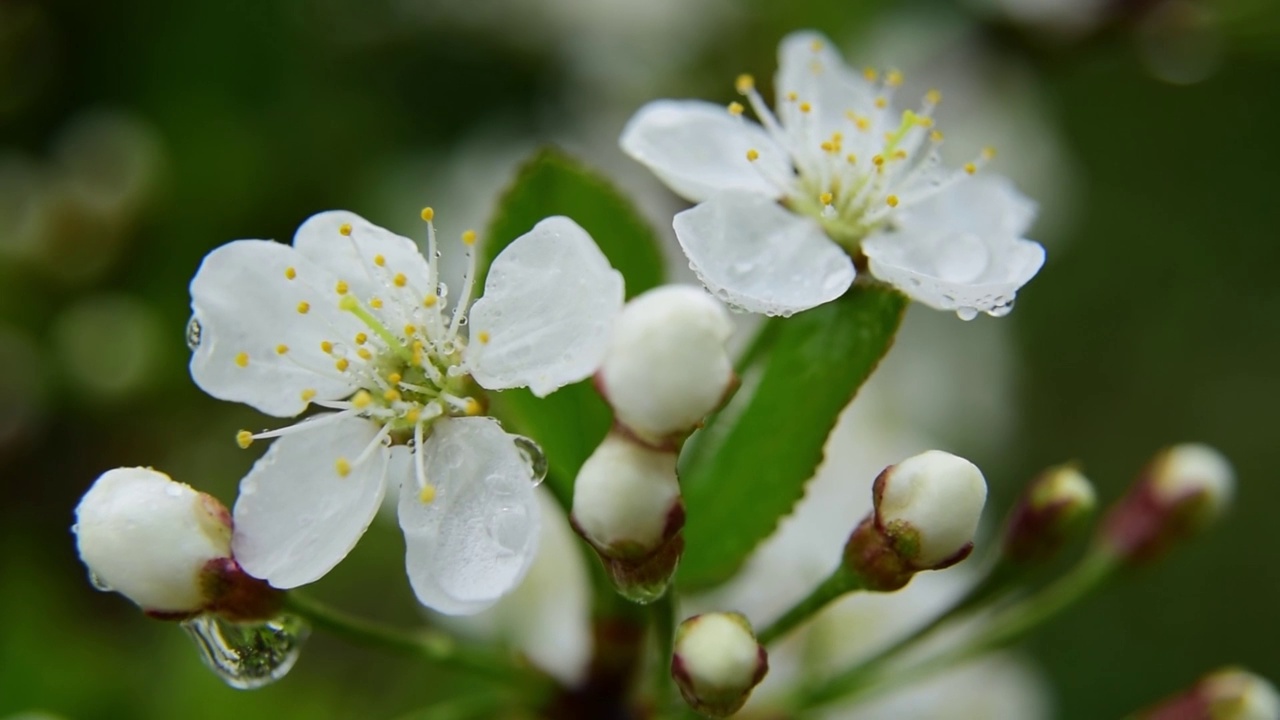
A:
955,307,979,321
186,316,202,350
512,435,547,486
986,299,1015,318
437,282,449,298
181,613,309,690
88,570,113,592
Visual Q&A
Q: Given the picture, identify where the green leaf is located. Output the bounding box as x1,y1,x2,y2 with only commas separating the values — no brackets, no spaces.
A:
478,146,667,508
676,284,908,591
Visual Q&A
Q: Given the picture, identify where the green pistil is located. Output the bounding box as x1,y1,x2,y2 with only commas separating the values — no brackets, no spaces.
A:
339,295,412,363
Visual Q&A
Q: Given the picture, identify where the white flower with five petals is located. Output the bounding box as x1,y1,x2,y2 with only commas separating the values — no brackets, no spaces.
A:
187,210,623,614
621,30,1045,319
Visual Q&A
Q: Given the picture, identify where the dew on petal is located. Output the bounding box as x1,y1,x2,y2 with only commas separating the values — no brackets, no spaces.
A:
181,613,310,690
511,435,548,486
185,316,202,351
933,233,989,284
486,505,531,557
987,298,1016,318
88,570,113,592
956,307,980,321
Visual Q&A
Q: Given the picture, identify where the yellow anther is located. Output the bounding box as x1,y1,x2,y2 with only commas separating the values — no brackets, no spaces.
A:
320,340,334,353
235,430,254,449
930,130,944,143
478,331,491,345
338,295,359,312
886,195,900,207
296,301,310,314
383,388,401,402
746,149,760,162
403,324,416,338
405,407,421,423
335,457,352,478
875,97,887,109
423,294,438,307
810,39,824,52
982,146,997,160
462,230,477,246
863,67,878,82
926,89,942,105
335,280,349,295
412,340,424,365
301,388,317,402
276,344,289,355
235,352,249,368
893,149,907,160
370,297,384,309
727,101,744,116
886,70,903,87
832,131,844,142
786,91,798,102
387,372,402,384
393,273,407,287
919,117,934,128
855,116,870,131
352,390,373,409
285,266,297,280
735,74,755,94
374,254,385,267
421,207,435,221
884,131,894,143
846,153,858,165
339,223,353,236
820,141,835,153
419,484,436,504
872,154,885,166
819,192,834,205
356,347,372,361
354,332,367,345
964,162,978,175
799,101,812,114
465,398,482,416
335,358,350,372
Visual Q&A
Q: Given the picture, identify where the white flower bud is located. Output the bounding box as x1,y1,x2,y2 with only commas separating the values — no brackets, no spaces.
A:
672,612,768,718
874,450,988,569
571,433,682,558
599,285,734,442
1203,668,1280,720
74,467,233,614
1004,464,1096,564
1151,443,1234,520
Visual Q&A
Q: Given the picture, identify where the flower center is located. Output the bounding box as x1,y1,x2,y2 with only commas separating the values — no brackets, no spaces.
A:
731,46,996,252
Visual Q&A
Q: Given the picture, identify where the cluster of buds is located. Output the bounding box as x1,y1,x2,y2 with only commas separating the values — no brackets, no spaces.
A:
1099,443,1234,564
73,467,282,621
843,450,988,591
572,286,735,602
1135,667,1279,720
671,612,768,718
1003,464,1097,564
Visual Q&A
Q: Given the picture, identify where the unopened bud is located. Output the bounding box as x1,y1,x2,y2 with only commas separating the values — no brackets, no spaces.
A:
1100,443,1234,563
1003,464,1097,564
74,467,280,620
671,612,768,718
571,433,684,602
1135,667,1278,720
598,285,735,445
845,450,987,590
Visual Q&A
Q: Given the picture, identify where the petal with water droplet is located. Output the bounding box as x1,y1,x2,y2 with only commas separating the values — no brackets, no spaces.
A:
468,217,623,397
672,192,855,316
292,210,434,311
232,413,389,588
398,417,541,616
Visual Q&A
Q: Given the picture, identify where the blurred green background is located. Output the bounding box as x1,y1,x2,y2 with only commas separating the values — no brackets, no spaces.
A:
2,0,1277,718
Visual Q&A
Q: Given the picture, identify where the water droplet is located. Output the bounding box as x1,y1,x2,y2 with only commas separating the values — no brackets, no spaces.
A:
955,307,979,321
181,613,309,690
436,282,449,298
434,250,442,259
185,317,202,351
457,316,467,326
486,506,529,557
511,435,547,486
88,571,112,592
934,232,988,283
986,299,1015,318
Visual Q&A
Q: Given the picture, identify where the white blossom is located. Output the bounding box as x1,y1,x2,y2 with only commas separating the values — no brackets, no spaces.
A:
187,210,623,614
621,30,1044,319
74,467,232,614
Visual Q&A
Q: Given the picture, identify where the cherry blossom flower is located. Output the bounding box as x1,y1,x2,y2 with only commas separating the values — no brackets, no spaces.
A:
621,30,1044,319
187,210,623,614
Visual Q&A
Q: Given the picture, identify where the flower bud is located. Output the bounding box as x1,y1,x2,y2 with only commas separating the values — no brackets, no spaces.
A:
671,612,768,718
571,433,685,603
844,450,987,590
74,467,279,620
1100,443,1234,563
1135,667,1278,720
597,285,735,445
1003,464,1097,564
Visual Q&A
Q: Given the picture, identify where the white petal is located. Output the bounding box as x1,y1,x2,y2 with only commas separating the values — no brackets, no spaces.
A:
292,210,435,309
189,240,362,417
231,413,389,588
672,193,855,316
620,100,790,203
398,417,541,615
775,31,878,142
863,227,1045,318
468,217,623,397
896,174,1039,238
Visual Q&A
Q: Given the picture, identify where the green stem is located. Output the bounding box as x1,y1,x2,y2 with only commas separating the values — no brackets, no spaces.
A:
283,591,552,694
757,565,863,646
799,550,1118,710
651,590,677,702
